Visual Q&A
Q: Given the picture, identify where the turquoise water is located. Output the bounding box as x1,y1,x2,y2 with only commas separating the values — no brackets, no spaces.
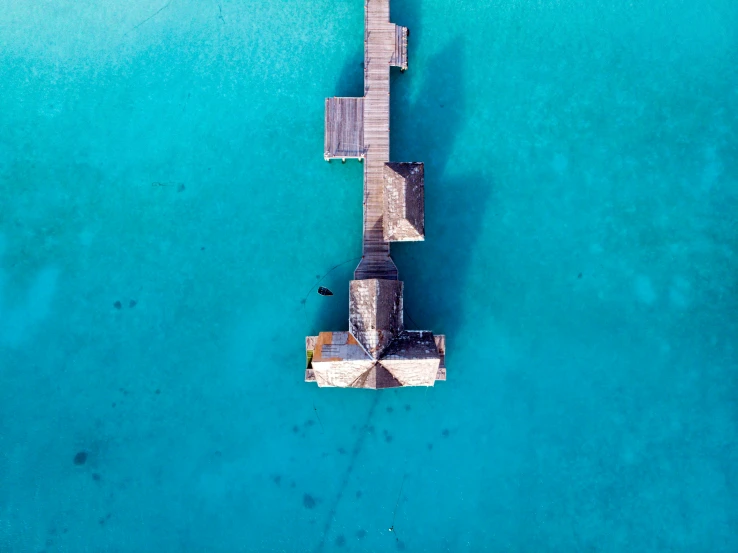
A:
1,0,737,550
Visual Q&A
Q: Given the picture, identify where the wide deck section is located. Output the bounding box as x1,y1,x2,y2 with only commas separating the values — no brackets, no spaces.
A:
390,25,408,70
324,97,364,159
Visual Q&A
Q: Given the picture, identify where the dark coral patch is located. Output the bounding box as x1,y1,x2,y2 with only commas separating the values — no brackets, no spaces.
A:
303,494,316,509
73,451,88,465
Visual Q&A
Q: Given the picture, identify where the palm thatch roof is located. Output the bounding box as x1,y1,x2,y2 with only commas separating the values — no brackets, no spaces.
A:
383,162,425,242
306,279,444,388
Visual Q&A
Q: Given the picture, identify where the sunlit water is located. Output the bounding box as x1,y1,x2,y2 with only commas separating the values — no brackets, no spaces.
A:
1,0,737,551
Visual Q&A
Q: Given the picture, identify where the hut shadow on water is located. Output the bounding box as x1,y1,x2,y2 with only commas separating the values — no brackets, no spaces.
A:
305,35,492,350
392,37,493,341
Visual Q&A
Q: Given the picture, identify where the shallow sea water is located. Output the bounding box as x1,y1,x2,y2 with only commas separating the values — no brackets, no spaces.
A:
1,0,737,551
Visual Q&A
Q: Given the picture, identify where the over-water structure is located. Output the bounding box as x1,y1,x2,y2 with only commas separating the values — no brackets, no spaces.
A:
305,0,446,389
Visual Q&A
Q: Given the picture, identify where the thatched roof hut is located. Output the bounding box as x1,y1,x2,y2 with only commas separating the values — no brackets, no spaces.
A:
383,162,425,242
306,279,445,388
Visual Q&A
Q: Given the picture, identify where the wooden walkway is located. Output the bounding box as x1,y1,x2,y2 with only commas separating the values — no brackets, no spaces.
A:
354,0,407,280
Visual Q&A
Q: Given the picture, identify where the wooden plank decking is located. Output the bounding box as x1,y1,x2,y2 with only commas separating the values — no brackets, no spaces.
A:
390,25,408,70
354,0,401,280
324,97,364,159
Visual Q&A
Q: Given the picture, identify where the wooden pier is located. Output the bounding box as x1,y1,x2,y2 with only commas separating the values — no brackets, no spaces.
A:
324,0,409,280
307,0,446,389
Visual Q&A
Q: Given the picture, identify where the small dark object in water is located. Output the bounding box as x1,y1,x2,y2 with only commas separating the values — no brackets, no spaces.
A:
129,300,137,308
318,286,333,296
303,493,317,509
92,473,101,481
113,301,122,309
73,451,88,465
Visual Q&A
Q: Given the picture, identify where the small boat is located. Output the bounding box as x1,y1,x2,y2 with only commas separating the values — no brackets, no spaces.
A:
318,286,334,296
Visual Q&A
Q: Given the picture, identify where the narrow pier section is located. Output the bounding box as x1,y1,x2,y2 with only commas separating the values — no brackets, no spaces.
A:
355,0,400,280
